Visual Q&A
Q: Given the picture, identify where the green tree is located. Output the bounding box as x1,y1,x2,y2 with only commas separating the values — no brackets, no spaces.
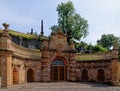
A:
93,45,108,52
99,34,118,49
75,41,88,53
50,1,88,43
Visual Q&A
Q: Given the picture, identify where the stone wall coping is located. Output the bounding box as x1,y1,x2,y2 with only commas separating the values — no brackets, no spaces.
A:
76,50,115,61
11,42,41,60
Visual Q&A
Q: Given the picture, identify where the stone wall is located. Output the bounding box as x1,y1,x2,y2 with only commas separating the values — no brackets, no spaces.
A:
12,57,42,83
76,60,112,83
76,48,119,85
0,24,119,88
0,26,42,87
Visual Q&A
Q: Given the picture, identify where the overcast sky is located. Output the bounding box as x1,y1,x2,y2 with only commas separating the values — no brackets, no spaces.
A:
0,0,120,45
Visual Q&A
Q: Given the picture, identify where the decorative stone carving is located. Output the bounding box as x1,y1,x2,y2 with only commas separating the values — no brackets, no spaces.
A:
2,23,9,33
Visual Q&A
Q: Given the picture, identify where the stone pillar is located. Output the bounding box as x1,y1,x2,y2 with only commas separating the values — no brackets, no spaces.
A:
0,23,13,87
1,53,13,87
69,42,76,81
111,59,119,86
111,46,119,86
41,38,50,82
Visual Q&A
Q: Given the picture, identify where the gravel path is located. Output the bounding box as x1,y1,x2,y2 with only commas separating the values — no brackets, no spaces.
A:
0,82,120,91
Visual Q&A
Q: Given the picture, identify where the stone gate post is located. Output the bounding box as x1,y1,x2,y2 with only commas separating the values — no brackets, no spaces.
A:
41,38,50,82
69,41,76,81
111,43,119,86
0,23,13,87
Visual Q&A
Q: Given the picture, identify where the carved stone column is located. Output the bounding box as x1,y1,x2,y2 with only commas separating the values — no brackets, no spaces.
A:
1,53,13,87
111,59,119,86
69,42,76,81
111,44,119,86
0,23,13,87
41,38,50,82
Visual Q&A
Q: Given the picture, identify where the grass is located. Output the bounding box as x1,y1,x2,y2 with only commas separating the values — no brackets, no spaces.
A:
9,30,38,40
0,29,42,40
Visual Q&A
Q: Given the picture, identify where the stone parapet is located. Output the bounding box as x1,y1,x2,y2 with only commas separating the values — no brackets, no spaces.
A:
76,51,115,61
10,42,41,59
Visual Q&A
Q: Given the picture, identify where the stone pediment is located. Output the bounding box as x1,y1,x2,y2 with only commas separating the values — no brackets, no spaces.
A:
50,28,67,50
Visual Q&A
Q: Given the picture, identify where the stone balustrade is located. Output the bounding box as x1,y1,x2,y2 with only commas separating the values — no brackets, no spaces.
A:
76,51,113,61
10,42,41,59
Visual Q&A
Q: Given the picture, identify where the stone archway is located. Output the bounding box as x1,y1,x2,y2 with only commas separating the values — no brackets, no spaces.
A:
27,69,34,82
97,69,105,82
13,68,19,84
82,69,88,81
51,59,67,81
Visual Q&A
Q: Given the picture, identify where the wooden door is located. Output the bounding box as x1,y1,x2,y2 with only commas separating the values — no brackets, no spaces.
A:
98,69,105,82
82,69,88,81
51,66,66,81
53,66,58,81
59,66,64,81
13,68,19,84
0,60,1,77
27,69,34,82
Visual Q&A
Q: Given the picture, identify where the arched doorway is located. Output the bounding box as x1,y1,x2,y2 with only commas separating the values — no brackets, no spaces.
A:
82,69,88,81
27,69,34,82
13,68,19,84
51,59,67,81
98,69,105,82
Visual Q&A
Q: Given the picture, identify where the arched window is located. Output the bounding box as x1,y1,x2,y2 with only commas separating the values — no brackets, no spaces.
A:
52,59,64,66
